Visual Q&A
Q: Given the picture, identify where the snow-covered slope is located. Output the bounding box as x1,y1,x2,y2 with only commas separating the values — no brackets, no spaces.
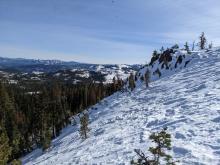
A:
137,49,194,83
22,49,220,164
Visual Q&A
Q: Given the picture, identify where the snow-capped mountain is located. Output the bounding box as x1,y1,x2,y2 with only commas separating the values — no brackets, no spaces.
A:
22,48,220,164
0,57,140,84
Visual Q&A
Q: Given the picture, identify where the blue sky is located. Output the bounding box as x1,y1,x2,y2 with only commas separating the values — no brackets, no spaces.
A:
1,0,220,64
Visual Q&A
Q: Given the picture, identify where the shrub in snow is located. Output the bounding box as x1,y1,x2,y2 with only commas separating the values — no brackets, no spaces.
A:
80,113,90,139
131,128,177,165
171,44,179,50
144,69,150,88
184,42,190,54
175,55,183,68
153,68,161,78
150,50,160,66
128,73,136,91
208,42,213,49
198,32,207,50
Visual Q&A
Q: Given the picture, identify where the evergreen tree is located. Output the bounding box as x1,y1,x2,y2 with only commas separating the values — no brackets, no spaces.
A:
10,159,22,165
0,82,21,161
0,80,120,159
171,44,179,50
148,128,174,164
80,113,89,139
11,128,21,159
153,50,158,57
131,128,176,165
192,41,195,51
0,125,11,164
160,46,164,53
42,129,52,151
128,73,136,91
150,50,160,66
208,42,213,49
198,32,207,50
112,77,117,91
184,42,190,53
144,69,150,88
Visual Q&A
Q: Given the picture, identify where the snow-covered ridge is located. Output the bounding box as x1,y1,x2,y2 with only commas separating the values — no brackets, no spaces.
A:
22,48,220,164
137,49,195,82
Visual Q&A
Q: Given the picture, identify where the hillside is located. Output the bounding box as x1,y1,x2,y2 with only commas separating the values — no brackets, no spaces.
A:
22,48,220,164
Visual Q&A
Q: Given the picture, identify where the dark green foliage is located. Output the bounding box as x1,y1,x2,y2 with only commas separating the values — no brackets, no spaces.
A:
0,82,21,161
128,73,136,91
0,80,122,162
198,32,207,50
0,126,11,165
171,44,179,50
192,41,195,51
160,47,164,53
80,113,90,139
158,49,173,68
131,128,176,165
135,74,138,81
184,42,190,53
42,129,52,151
144,69,150,88
175,55,183,68
148,128,173,164
10,159,22,165
150,50,160,66
154,69,161,78
184,60,190,67
208,42,213,49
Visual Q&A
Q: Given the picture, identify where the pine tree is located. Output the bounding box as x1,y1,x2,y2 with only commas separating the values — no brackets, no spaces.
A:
0,80,120,160
131,128,176,165
0,82,21,161
80,113,89,139
11,128,21,159
171,44,179,50
148,128,174,164
153,50,158,57
42,129,52,151
150,50,160,66
208,42,213,49
184,42,190,53
112,77,117,91
192,41,195,51
128,73,136,91
198,32,207,50
10,159,22,165
0,125,12,164
144,69,150,88
160,46,164,53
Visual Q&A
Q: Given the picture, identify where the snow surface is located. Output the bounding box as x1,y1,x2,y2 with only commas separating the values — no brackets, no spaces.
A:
22,49,220,165
32,71,44,75
76,71,90,78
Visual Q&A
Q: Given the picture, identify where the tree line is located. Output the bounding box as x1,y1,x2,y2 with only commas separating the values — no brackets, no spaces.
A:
0,78,123,164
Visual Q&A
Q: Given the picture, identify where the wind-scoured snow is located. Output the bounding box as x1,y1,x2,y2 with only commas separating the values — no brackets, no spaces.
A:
22,49,220,165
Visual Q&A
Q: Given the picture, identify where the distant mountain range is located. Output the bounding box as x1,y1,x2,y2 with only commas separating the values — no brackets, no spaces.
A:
0,57,141,84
